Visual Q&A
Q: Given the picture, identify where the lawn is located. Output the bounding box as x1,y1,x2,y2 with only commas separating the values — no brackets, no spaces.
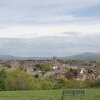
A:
0,89,100,100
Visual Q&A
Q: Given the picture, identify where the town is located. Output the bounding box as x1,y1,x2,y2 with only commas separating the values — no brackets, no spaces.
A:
0,57,100,81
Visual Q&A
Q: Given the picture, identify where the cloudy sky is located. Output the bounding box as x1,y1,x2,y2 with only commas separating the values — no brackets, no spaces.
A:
0,0,100,57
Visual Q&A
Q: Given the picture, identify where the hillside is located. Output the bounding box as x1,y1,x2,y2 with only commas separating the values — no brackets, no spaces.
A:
65,52,100,60
0,55,51,60
0,52,100,61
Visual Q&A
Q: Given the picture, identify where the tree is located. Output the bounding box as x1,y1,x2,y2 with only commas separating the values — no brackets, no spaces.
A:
70,68,78,77
54,77,68,89
40,64,50,72
0,69,7,91
6,70,35,90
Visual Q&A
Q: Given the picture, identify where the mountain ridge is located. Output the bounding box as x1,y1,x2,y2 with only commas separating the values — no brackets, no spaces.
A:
65,52,100,60
0,52,100,61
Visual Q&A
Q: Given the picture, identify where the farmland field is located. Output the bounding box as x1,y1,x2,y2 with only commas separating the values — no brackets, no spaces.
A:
0,89,100,100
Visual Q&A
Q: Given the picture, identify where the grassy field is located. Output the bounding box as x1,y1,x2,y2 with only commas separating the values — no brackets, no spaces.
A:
0,89,100,100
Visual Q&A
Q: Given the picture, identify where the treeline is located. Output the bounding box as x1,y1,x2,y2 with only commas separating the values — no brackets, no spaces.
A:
0,69,100,91
61,59,100,67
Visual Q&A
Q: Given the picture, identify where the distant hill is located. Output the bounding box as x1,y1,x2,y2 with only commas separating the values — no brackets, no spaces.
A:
65,52,100,61
0,55,21,60
0,52,100,61
0,55,51,60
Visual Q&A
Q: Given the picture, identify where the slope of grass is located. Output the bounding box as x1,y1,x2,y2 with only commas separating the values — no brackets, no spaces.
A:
0,89,100,100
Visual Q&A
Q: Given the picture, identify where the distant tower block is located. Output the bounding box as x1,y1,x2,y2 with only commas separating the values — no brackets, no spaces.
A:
11,61,19,71
52,57,57,66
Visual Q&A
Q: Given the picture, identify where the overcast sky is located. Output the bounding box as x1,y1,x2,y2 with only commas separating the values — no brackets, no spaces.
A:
0,0,100,57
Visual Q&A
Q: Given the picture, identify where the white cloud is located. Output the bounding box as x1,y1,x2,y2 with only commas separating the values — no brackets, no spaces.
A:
40,15,76,22
0,33,100,57
0,0,100,56
2,0,100,6
0,0,100,39
0,20,100,38
0,0,100,27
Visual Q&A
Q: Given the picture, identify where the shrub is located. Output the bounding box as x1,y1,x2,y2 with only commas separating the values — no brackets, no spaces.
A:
84,79,100,88
66,80,83,88
6,70,53,90
40,64,50,72
53,77,69,89
0,69,7,91
6,70,35,90
38,79,53,90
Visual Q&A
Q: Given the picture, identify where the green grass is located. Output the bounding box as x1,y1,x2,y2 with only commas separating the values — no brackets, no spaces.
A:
0,89,100,100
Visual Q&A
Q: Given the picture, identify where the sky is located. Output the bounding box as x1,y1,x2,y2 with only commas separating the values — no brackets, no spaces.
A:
0,0,100,57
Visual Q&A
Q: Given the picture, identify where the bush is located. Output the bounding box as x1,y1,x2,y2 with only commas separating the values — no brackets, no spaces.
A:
66,80,84,88
38,79,53,90
40,64,50,72
53,77,69,89
6,70,54,90
6,70,36,90
84,79,100,88
5,70,100,90
0,69,7,91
